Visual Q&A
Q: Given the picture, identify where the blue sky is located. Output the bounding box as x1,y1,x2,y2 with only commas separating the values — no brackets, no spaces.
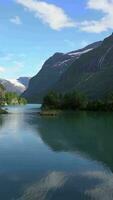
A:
0,0,113,79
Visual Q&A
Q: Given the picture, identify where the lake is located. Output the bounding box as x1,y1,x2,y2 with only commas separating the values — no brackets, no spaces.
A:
0,104,113,200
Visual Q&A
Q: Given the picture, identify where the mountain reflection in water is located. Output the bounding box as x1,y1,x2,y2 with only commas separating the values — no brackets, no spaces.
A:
0,106,113,200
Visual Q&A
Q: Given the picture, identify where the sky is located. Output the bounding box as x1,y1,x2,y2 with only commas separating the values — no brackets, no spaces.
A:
0,0,113,79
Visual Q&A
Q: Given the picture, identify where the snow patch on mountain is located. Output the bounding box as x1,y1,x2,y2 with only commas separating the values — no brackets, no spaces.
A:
68,48,93,56
8,79,26,89
0,77,31,94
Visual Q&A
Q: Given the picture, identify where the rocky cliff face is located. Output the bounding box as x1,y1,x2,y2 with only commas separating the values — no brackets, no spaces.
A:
22,41,101,102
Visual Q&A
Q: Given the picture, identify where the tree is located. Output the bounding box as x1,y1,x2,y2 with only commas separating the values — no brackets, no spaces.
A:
61,91,88,110
42,91,60,109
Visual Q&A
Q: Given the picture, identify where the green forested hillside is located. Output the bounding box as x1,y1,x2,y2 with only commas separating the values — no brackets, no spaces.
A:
0,83,27,107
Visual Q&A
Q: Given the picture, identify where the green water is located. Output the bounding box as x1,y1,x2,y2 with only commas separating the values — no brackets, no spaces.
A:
0,104,113,200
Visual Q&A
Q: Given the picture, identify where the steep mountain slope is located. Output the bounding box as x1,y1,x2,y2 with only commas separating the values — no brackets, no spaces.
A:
23,41,101,102
0,77,31,94
54,33,113,99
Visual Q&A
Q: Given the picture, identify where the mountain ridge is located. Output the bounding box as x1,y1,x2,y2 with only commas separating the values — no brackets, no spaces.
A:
53,33,113,99
22,41,102,102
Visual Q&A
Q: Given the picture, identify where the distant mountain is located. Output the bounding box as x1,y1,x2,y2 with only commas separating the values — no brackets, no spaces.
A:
18,77,31,88
22,41,101,102
0,77,31,94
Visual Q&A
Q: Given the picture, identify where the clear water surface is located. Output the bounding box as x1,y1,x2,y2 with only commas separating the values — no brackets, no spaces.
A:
0,104,113,200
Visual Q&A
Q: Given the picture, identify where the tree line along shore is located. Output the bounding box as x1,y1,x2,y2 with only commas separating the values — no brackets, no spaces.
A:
40,91,113,115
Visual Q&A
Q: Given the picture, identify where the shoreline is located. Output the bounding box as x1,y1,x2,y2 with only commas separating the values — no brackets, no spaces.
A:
0,108,8,114
39,108,113,116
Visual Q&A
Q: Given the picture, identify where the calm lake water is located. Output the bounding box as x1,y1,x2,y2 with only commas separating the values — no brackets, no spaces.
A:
0,104,113,200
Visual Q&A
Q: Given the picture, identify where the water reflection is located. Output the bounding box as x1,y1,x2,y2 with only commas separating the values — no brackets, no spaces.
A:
0,107,113,200
16,170,113,200
83,170,113,200
35,112,113,171
16,171,68,200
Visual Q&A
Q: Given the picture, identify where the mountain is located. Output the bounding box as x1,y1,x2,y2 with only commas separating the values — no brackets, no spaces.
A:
0,77,31,94
22,41,101,102
18,77,31,88
54,33,113,99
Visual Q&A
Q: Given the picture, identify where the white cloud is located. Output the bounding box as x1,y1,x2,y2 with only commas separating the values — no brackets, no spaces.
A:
15,0,113,33
10,16,22,25
0,66,5,73
16,0,76,30
80,0,113,33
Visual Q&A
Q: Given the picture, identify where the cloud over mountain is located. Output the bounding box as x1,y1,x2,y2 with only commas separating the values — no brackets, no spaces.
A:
16,0,113,33
16,0,76,30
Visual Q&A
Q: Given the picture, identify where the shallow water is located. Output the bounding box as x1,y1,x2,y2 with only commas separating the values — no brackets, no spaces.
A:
0,105,113,200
